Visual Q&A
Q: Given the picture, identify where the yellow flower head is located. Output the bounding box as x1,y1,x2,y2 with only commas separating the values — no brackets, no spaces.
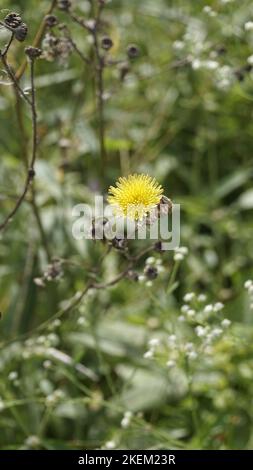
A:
108,174,164,220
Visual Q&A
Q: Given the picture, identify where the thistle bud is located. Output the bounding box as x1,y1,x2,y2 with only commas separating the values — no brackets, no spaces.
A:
127,44,140,59
45,15,58,28
25,46,42,60
101,36,113,51
144,266,158,280
4,12,22,29
14,23,28,42
57,0,72,10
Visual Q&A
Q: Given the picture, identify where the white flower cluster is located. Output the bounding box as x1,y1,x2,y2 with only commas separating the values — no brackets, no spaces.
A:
174,246,188,262
203,6,217,17
143,337,161,359
244,280,253,310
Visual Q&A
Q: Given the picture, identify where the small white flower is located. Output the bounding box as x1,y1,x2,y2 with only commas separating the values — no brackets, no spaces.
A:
138,275,146,284
43,360,52,369
187,309,195,318
157,265,165,274
77,317,85,326
37,335,46,345
143,350,154,359
105,440,116,449
148,338,160,348
244,280,252,289
247,55,253,66
192,59,201,70
185,342,194,351
213,302,224,312
121,417,130,428
181,304,190,313
203,6,217,16
166,360,176,368
245,21,253,31
187,351,198,360
221,319,231,328
204,304,213,314
204,60,219,70
197,294,207,302
146,257,155,265
195,326,207,337
52,319,61,328
173,40,185,50
183,292,195,303
146,281,153,287
178,315,185,322
211,327,223,338
248,285,253,294
25,436,40,448
168,334,176,343
174,253,184,261
8,371,18,381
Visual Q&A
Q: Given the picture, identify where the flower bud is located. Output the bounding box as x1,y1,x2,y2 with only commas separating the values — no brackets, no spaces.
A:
14,23,28,42
4,12,22,29
127,44,140,59
25,46,42,60
101,36,113,51
45,15,58,28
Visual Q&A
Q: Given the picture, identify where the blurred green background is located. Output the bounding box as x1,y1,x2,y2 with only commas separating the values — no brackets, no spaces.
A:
0,0,253,450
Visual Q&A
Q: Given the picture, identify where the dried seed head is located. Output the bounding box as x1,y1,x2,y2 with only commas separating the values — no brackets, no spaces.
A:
111,237,128,250
45,15,58,28
4,12,22,29
144,266,158,280
127,44,140,59
101,36,113,51
25,46,42,60
14,23,28,42
57,0,72,10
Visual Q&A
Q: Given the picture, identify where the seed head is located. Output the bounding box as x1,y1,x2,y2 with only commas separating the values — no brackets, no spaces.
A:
45,15,58,28
14,23,28,42
101,36,113,51
4,12,22,29
57,0,72,10
127,44,140,59
25,46,42,60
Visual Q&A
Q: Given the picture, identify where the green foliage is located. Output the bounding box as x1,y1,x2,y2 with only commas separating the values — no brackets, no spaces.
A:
0,0,253,450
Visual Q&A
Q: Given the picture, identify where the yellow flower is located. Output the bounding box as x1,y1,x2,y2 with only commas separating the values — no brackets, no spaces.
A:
108,174,164,220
